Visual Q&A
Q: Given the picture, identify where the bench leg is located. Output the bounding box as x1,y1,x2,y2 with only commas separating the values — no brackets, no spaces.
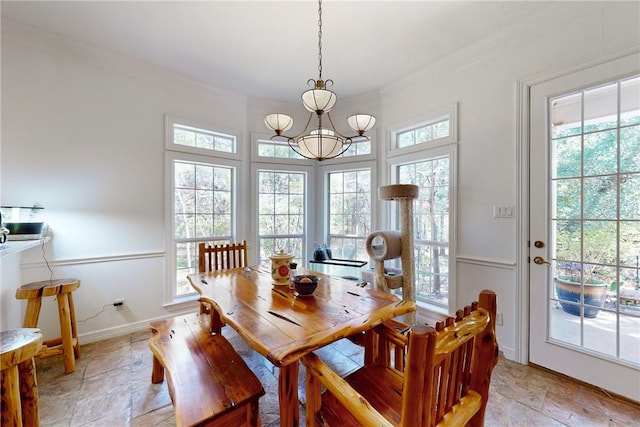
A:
151,355,164,384
1,366,22,427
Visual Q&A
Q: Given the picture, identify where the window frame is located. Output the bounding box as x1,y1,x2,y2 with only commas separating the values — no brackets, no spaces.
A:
319,160,377,263
387,122,458,314
387,104,458,158
165,117,242,306
166,115,242,161
251,161,316,266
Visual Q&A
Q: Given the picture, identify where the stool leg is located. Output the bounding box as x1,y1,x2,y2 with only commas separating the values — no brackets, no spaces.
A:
18,358,39,427
22,297,42,329
1,366,23,427
56,294,75,374
67,292,81,359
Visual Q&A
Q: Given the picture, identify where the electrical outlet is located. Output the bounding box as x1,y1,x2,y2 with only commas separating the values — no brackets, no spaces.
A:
113,298,125,310
496,312,503,326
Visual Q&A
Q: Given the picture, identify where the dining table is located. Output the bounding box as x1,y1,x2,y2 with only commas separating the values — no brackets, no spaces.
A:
188,265,416,427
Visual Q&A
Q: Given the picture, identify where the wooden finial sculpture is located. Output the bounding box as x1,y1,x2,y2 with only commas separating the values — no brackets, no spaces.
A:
366,184,419,324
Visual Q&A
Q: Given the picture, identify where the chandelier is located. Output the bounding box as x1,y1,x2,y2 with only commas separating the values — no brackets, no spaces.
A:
264,0,376,161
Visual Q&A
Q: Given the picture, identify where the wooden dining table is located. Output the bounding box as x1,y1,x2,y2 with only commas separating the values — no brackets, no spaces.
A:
188,265,415,427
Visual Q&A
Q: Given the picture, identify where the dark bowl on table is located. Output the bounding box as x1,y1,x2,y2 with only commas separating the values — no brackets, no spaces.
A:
292,275,320,296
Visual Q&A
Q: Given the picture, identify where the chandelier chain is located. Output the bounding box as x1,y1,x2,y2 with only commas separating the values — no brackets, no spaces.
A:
317,0,323,79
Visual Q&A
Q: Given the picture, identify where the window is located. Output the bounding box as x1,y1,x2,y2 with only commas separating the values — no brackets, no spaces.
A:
174,124,236,153
396,156,451,308
166,117,239,303
397,119,450,148
326,168,372,261
257,169,306,265
389,105,457,154
388,106,457,311
253,134,372,161
256,137,306,160
340,137,372,157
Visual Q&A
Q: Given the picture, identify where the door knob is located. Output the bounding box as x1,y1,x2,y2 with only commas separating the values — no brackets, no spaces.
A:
533,256,550,265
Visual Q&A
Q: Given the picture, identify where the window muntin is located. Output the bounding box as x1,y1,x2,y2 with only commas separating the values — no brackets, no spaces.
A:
327,169,372,260
257,170,306,264
397,157,451,308
173,124,236,154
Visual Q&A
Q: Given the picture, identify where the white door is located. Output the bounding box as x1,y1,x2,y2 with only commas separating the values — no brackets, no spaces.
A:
529,53,640,401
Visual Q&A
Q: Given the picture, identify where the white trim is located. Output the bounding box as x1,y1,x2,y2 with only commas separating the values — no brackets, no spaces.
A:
515,80,531,365
20,251,165,269
78,306,198,344
456,255,517,270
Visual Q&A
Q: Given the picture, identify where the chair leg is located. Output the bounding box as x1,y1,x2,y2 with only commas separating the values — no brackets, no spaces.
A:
67,292,81,359
57,294,76,374
22,297,42,328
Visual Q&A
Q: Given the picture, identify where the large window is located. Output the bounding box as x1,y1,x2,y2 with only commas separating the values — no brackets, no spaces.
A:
257,169,306,265
397,157,451,308
166,118,239,302
389,106,457,310
327,168,372,261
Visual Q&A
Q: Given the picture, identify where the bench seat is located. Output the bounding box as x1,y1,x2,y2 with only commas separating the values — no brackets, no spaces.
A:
149,313,264,427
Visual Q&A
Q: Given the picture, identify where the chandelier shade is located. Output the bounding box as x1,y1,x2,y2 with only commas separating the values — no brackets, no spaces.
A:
302,87,337,113
297,130,345,160
264,113,293,134
347,114,376,135
263,0,375,160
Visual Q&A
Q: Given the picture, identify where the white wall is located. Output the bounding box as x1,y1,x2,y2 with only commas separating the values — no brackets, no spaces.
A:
379,2,640,358
2,1,638,355
0,21,247,341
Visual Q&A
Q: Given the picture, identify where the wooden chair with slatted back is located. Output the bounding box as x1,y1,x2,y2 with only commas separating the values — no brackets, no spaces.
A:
197,240,248,333
301,290,499,427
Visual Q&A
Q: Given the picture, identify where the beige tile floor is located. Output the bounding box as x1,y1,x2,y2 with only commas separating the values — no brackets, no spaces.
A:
34,324,640,427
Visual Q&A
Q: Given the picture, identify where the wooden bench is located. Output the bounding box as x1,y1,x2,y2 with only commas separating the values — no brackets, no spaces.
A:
149,313,264,427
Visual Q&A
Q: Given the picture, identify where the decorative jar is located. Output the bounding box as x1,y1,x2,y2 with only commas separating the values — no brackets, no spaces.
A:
270,249,294,286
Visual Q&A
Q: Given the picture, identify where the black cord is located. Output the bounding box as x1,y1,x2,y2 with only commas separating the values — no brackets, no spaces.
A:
40,236,54,282
78,304,112,323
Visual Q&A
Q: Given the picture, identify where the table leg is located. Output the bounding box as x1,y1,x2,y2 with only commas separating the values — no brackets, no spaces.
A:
278,362,299,427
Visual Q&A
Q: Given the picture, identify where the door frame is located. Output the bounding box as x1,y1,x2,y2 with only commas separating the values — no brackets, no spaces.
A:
515,47,640,366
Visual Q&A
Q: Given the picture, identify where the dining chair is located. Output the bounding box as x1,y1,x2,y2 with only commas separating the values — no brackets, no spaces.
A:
301,290,499,427
197,240,248,333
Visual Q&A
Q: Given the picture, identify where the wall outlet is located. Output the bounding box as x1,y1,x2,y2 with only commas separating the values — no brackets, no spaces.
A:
496,312,503,326
113,298,125,310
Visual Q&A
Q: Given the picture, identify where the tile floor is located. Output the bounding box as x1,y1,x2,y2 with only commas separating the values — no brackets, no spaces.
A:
34,322,640,427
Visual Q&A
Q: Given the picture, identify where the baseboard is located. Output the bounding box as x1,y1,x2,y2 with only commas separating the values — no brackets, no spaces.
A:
78,308,196,344
499,345,516,361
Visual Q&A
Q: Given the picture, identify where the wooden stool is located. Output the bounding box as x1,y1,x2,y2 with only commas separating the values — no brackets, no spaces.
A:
15,279,81,374
1,328,43,427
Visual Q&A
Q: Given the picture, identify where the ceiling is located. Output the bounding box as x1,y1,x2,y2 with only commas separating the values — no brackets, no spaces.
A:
2,1,550,103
